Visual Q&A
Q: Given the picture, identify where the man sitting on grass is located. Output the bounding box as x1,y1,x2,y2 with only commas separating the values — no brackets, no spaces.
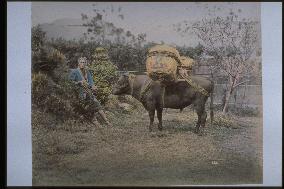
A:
69,56,112,127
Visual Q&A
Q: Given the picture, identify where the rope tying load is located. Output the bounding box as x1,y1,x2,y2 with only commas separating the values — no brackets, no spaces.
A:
180,74,209,97
128,74,153,102
147,51,181,64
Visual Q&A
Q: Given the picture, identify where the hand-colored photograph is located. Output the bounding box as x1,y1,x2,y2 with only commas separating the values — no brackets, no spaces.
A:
31,2,263,186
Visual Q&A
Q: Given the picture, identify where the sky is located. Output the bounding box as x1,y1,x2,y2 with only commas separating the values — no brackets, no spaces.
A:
32,2,261,47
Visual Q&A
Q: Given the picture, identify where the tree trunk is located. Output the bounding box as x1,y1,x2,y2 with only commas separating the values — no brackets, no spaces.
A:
222,76,236,114
240,82,247,108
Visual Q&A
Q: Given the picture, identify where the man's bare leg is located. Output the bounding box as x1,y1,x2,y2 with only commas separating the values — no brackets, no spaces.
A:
98,110,112,126
92,116,101,127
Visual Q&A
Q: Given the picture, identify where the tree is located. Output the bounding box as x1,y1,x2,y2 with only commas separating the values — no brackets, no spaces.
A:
32,25,46,52
80,4,149,72
194,16,259,114
176,10,260,114
81,4,127,45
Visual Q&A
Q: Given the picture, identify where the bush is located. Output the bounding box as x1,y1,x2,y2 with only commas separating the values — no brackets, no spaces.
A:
212,113,238,128
32,72,73,121
32,25,46,52
32,28,102,125
32,46,66,75
32,72,51,107
211,104,260,117
71,95,99,121
32,68,100,122
89,47,118,105
229,106,260,117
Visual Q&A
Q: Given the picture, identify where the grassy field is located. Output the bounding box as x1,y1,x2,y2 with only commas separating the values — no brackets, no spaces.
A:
32,98,262,186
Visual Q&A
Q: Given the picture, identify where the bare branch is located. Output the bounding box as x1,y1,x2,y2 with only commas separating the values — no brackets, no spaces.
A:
233,80,250,89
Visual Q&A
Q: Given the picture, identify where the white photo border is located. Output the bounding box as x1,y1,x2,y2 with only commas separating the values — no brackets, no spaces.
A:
7,2,282,186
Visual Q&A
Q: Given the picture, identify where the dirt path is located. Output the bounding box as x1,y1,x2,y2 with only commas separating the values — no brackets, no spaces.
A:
33,108,262,186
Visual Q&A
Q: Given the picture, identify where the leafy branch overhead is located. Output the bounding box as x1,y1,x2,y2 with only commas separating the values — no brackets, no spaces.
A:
81,4,147,47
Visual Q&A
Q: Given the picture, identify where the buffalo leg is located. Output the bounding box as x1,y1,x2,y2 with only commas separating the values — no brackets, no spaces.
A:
195,119,201,133
148,109,155,132
199,111,207,135
195,103,207,135
157,108,163,131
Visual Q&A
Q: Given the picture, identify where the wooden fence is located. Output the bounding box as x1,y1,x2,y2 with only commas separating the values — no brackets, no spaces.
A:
115,70,262,110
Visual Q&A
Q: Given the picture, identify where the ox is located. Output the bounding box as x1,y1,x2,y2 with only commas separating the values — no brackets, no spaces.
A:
112,74,214,135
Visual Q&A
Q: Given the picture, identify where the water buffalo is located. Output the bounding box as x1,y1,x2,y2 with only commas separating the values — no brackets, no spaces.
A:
112,74,214,135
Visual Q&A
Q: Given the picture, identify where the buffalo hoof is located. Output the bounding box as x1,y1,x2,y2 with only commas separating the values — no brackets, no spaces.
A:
157,130,167,137
197,128,206,136
197,131,204,136
194,127,200,134
150,132,157,137
194,127,205,136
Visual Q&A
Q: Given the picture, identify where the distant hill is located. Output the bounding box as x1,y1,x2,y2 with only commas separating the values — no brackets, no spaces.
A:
37,18,261,51
38,18,138,44
39,18,87,41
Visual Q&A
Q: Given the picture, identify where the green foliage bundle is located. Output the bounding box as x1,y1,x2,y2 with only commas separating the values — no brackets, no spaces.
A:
32,71,98,122
89,48,118,105
32,26,99,123
32,46,66,74
55,78,99,121
32,72,50,107
32,71,72,121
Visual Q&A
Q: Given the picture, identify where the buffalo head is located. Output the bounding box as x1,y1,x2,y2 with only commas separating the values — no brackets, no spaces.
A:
112,74,131,95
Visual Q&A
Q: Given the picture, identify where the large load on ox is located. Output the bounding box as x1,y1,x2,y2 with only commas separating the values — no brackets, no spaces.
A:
145,44,209,97
146,44,181,84
178,56,195,77
180,56,194,71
